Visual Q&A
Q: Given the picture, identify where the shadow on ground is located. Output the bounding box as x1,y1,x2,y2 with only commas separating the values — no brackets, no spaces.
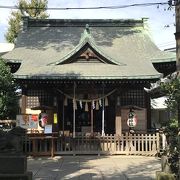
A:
27,155,161,180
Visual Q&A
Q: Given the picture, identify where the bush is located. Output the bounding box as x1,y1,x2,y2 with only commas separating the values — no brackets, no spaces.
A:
156,172,175,180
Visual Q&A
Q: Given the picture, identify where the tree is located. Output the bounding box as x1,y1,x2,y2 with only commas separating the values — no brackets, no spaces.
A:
0,58,18,119
160,75,180,179
5,11,22,44
162,76,180,128
5,0,49,43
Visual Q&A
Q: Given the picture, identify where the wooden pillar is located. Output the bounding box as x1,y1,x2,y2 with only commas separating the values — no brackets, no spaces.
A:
115,107,122,135
91,105,93,134
73,82,76,138
102,84,105,136
145,91,151,130
21,95,27,114
21,88,27,114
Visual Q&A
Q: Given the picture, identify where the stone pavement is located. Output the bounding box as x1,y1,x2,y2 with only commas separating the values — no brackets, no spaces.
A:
27,155,161,180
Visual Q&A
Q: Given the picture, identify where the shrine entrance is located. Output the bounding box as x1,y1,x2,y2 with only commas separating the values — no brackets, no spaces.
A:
63,100,102,135
56,84,116,136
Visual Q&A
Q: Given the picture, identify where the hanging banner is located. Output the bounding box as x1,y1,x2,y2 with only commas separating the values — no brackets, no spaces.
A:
127,111,138,128
29,114,38,129
16,114,29,129
16,114,38,129
54,113,57,124
31,114,38,122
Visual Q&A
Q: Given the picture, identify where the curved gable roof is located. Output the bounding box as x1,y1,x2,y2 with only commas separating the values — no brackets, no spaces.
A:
49,26,125,66
3,18,169,80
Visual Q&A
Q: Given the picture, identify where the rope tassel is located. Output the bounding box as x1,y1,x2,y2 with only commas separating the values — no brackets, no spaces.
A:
105,97,108,106
79,100,83,109
96,101,99,110
64,97,68,106
99,99,102,107
85,102,89,112
92,100,95,109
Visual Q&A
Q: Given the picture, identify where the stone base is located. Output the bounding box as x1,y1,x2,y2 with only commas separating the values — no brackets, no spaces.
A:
0,155,27,174
0,171,32,180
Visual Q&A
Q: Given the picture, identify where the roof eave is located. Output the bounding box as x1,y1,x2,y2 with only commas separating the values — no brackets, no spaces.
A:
14,74,161,80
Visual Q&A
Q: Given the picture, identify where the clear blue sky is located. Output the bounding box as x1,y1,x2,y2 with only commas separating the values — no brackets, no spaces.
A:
0,0,176,50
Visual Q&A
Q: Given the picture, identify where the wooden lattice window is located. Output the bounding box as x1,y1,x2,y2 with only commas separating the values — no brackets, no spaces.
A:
121,89,145,107
26,89,53,108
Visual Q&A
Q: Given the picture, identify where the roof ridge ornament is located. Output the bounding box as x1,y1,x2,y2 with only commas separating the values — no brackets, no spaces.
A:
80,24,92,43
85,24,90,33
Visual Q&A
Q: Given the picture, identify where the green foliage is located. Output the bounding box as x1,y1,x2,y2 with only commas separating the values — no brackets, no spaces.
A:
161,77,180,127
160,76,180,179
18,0,49,19
156,171,175,180
0,58,18,119
5,11,22,43
5,0,49,43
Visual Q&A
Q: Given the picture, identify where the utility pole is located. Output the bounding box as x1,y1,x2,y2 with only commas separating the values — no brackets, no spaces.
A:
174,0,180,71
175,0,180,129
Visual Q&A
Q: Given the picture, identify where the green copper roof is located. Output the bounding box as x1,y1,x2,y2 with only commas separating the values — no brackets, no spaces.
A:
49,25,124,66
13,63,161,80
2,18,174,80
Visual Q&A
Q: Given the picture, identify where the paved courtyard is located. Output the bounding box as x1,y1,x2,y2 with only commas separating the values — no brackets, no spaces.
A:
27,155,161,180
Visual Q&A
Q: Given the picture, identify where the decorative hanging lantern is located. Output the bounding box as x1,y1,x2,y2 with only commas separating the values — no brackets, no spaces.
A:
39,112,48,128
127,111,138,128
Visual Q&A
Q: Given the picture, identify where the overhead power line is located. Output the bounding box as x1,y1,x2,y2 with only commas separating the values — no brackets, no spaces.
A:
157,41,176,46
0,2,169,10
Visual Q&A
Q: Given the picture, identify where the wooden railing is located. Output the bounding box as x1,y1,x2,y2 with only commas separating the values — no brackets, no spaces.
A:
24,133,160,157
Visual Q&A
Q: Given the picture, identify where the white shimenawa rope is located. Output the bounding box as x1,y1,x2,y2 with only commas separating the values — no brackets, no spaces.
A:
57,88,117,102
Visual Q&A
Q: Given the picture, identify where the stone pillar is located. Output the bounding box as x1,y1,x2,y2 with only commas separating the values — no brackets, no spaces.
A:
0,155,32,179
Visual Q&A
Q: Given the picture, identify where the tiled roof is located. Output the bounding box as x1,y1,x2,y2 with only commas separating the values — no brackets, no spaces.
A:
3,18,175,80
